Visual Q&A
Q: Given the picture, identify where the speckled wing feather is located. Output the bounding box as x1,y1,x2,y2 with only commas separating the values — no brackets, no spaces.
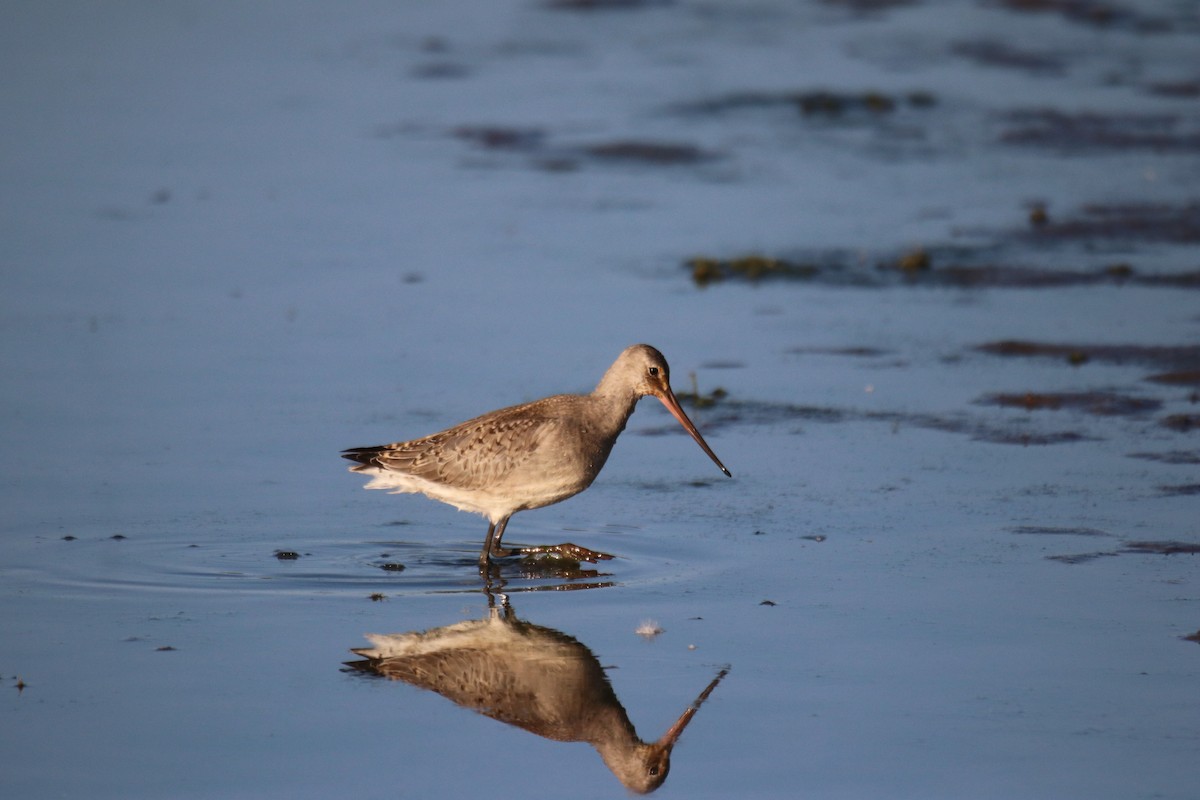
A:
346,403,563,491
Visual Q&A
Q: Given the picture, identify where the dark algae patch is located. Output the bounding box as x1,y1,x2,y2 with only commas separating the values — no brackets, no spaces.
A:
1046,539,1200,564
951,39,1065,74
976,391,1162,417
1122,540,1200,556
688,254,820,287
1045,551,1119,565
995,0,1187,32
582,141,715,165
450,125,717,169
685,247,1200,289
999,111,1200,153
1157,484,1200,497
1128,450,1200,465
1145,370,1200,387
976,341,1200,371
1161,414,1200,432
678,89,936,118
641,394,1092,446
1008,525,1113,537
1022,201,1200,244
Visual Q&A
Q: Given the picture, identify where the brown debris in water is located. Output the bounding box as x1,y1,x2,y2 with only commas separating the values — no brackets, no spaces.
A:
688,254,820,286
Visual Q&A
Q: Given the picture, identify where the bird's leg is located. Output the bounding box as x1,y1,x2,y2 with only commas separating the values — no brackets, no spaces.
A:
481,516,516,567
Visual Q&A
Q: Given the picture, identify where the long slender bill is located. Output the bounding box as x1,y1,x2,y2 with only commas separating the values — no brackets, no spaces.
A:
657,668,730,748
656,389,732,477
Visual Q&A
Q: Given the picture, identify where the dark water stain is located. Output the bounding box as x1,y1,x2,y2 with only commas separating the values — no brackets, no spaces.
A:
951,39,1066,74
676,88,936,119
661,395,1092,445
787,345,893,357
451,125,716,168
1122,540,1200,555
1045,551,1118,564
1127,450,1200,465
1147,80,1200,99
976,391,1162,417
818,0,918,13
1008,525,1113,537
411,62,471,79
995,0,1182,33
1158,484,1200,496
1161,414,1200,432
999,111,1200,153
581,141,716,165
1047,539,1200,564
454,125,548,151
1022,202,1200,244
976,341,1200,371
1145,370,1200,387
545,0,670,9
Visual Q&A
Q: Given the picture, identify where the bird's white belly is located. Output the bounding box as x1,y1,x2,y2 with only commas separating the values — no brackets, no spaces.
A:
357,466,589,521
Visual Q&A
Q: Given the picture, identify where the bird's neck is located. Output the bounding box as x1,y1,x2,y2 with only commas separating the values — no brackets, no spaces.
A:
589,383,641,436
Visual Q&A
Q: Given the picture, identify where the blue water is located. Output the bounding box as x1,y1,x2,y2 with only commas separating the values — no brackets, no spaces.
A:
3,1,1198,798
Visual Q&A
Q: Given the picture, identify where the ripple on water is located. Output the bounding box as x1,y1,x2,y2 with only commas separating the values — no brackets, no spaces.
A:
21,520,724,601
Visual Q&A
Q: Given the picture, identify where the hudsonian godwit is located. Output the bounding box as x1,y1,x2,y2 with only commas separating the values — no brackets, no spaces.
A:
342,344,730,568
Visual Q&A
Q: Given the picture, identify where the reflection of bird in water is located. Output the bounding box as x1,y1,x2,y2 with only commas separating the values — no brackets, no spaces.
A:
342,344,731,569
347,598,728,794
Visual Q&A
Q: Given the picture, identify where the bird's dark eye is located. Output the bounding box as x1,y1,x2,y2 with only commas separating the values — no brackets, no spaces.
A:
648,366,660,377
649,766,659,776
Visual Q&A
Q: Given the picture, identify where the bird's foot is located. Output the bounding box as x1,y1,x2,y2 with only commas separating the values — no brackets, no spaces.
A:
517,542,615,564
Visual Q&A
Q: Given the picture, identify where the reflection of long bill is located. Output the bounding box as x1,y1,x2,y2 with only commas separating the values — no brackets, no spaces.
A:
658,668,730,749
654,388,732,477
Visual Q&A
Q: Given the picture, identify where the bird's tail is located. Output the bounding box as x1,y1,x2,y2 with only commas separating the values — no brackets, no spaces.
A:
341,446,384,470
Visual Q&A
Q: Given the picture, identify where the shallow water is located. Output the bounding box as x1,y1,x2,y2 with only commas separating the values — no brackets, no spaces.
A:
2,1,1199,798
